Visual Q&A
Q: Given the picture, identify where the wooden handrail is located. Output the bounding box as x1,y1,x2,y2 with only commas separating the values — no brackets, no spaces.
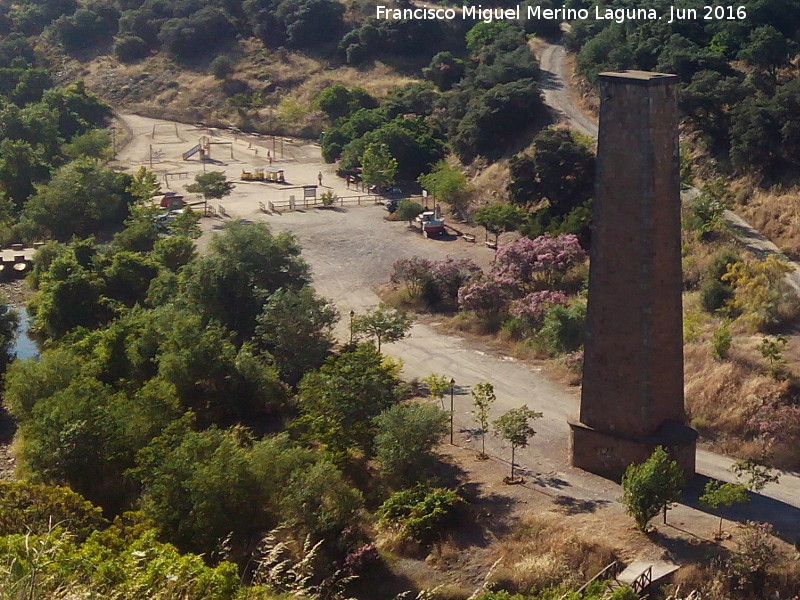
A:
558,560,621,600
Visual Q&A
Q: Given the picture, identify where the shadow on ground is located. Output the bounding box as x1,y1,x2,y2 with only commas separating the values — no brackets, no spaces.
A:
683,474,800,546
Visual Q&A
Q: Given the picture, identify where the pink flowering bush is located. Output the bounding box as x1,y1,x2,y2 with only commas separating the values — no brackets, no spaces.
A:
492,233,585,293
391,257,434,298
509,290,569,325
343,543,380,575
458,276,507,317
430,257,482,308
563,350,584,374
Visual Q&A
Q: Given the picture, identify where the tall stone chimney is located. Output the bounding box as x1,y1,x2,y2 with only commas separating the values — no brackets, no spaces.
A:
569,71,697,478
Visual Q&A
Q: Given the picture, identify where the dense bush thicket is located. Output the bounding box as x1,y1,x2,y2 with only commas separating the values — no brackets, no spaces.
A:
568,0,800,179
4,217,463,590
0,41,119,246
320,21,547,178
2,0,468,64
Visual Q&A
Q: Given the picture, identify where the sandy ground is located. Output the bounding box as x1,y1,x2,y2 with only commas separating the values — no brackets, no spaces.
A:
109,114,800,569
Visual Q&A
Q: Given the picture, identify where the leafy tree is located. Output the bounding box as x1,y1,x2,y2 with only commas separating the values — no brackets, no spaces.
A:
471,381,496,458
134,423,273,557
158,8,236,60
758,334,788,377
19,159,134,241
738,25,789,88
28,251,110,338
361,143,397,190
254,286,338,386
0,138,50,209
700,480,750,536
508,128,595,245
396,199,424,227
276,0,345,49
62,128,112,161
42,81,111,140
731,459,780,492
156,313,286,426
127,166,161,203
179,221,308,339
373,403,448,485
451,78,544,163
102,250,159,307
422,51,465,91
315,84,376,121
278,458,363,540
465,21,511,54
721,255,793,331
186,171,233,213
351,305,412,352
475,204,525,245
113,211,160,253
296,343,401,462
52,2,119,53
493,405,543,480
418,161,470,217
621,446,684,530
423,373,451,409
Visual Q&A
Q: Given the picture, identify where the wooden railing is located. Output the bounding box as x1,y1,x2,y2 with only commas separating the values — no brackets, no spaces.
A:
631,566,652,594
558,560,621,600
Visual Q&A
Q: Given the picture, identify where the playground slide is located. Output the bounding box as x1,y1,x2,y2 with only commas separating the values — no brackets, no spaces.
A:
182,144,201,160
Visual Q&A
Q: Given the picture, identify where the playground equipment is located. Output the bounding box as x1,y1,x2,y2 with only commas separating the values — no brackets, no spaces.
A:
241,167,285,183
183,136,209,161
182,136,234,161
152,122,180,139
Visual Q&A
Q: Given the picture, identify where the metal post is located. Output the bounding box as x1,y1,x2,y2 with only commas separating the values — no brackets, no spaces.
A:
349,310,355,343
450,378,455,445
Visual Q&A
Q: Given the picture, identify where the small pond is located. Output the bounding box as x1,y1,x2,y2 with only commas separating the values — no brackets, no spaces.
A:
13,307,38,360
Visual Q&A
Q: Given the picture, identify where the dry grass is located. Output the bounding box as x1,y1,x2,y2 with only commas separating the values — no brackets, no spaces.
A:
60,37,420,138
488,513,616,595
736,182,800,260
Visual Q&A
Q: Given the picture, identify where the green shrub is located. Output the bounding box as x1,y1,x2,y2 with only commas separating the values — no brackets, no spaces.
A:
701,277,734,313
113,35,149,62
377,485,464,544
374,402,448,485
711,320,732,360
0,481,107,541
538,303,586,355
209,55,234,79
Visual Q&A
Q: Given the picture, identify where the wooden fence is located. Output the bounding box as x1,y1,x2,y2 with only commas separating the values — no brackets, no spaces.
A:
262,194,380,212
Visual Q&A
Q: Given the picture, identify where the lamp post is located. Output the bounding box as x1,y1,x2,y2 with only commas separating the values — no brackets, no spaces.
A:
349,309,355,343
449,377,455,445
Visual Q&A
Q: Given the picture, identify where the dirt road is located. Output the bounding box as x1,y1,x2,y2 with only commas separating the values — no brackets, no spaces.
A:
536,42,598,139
